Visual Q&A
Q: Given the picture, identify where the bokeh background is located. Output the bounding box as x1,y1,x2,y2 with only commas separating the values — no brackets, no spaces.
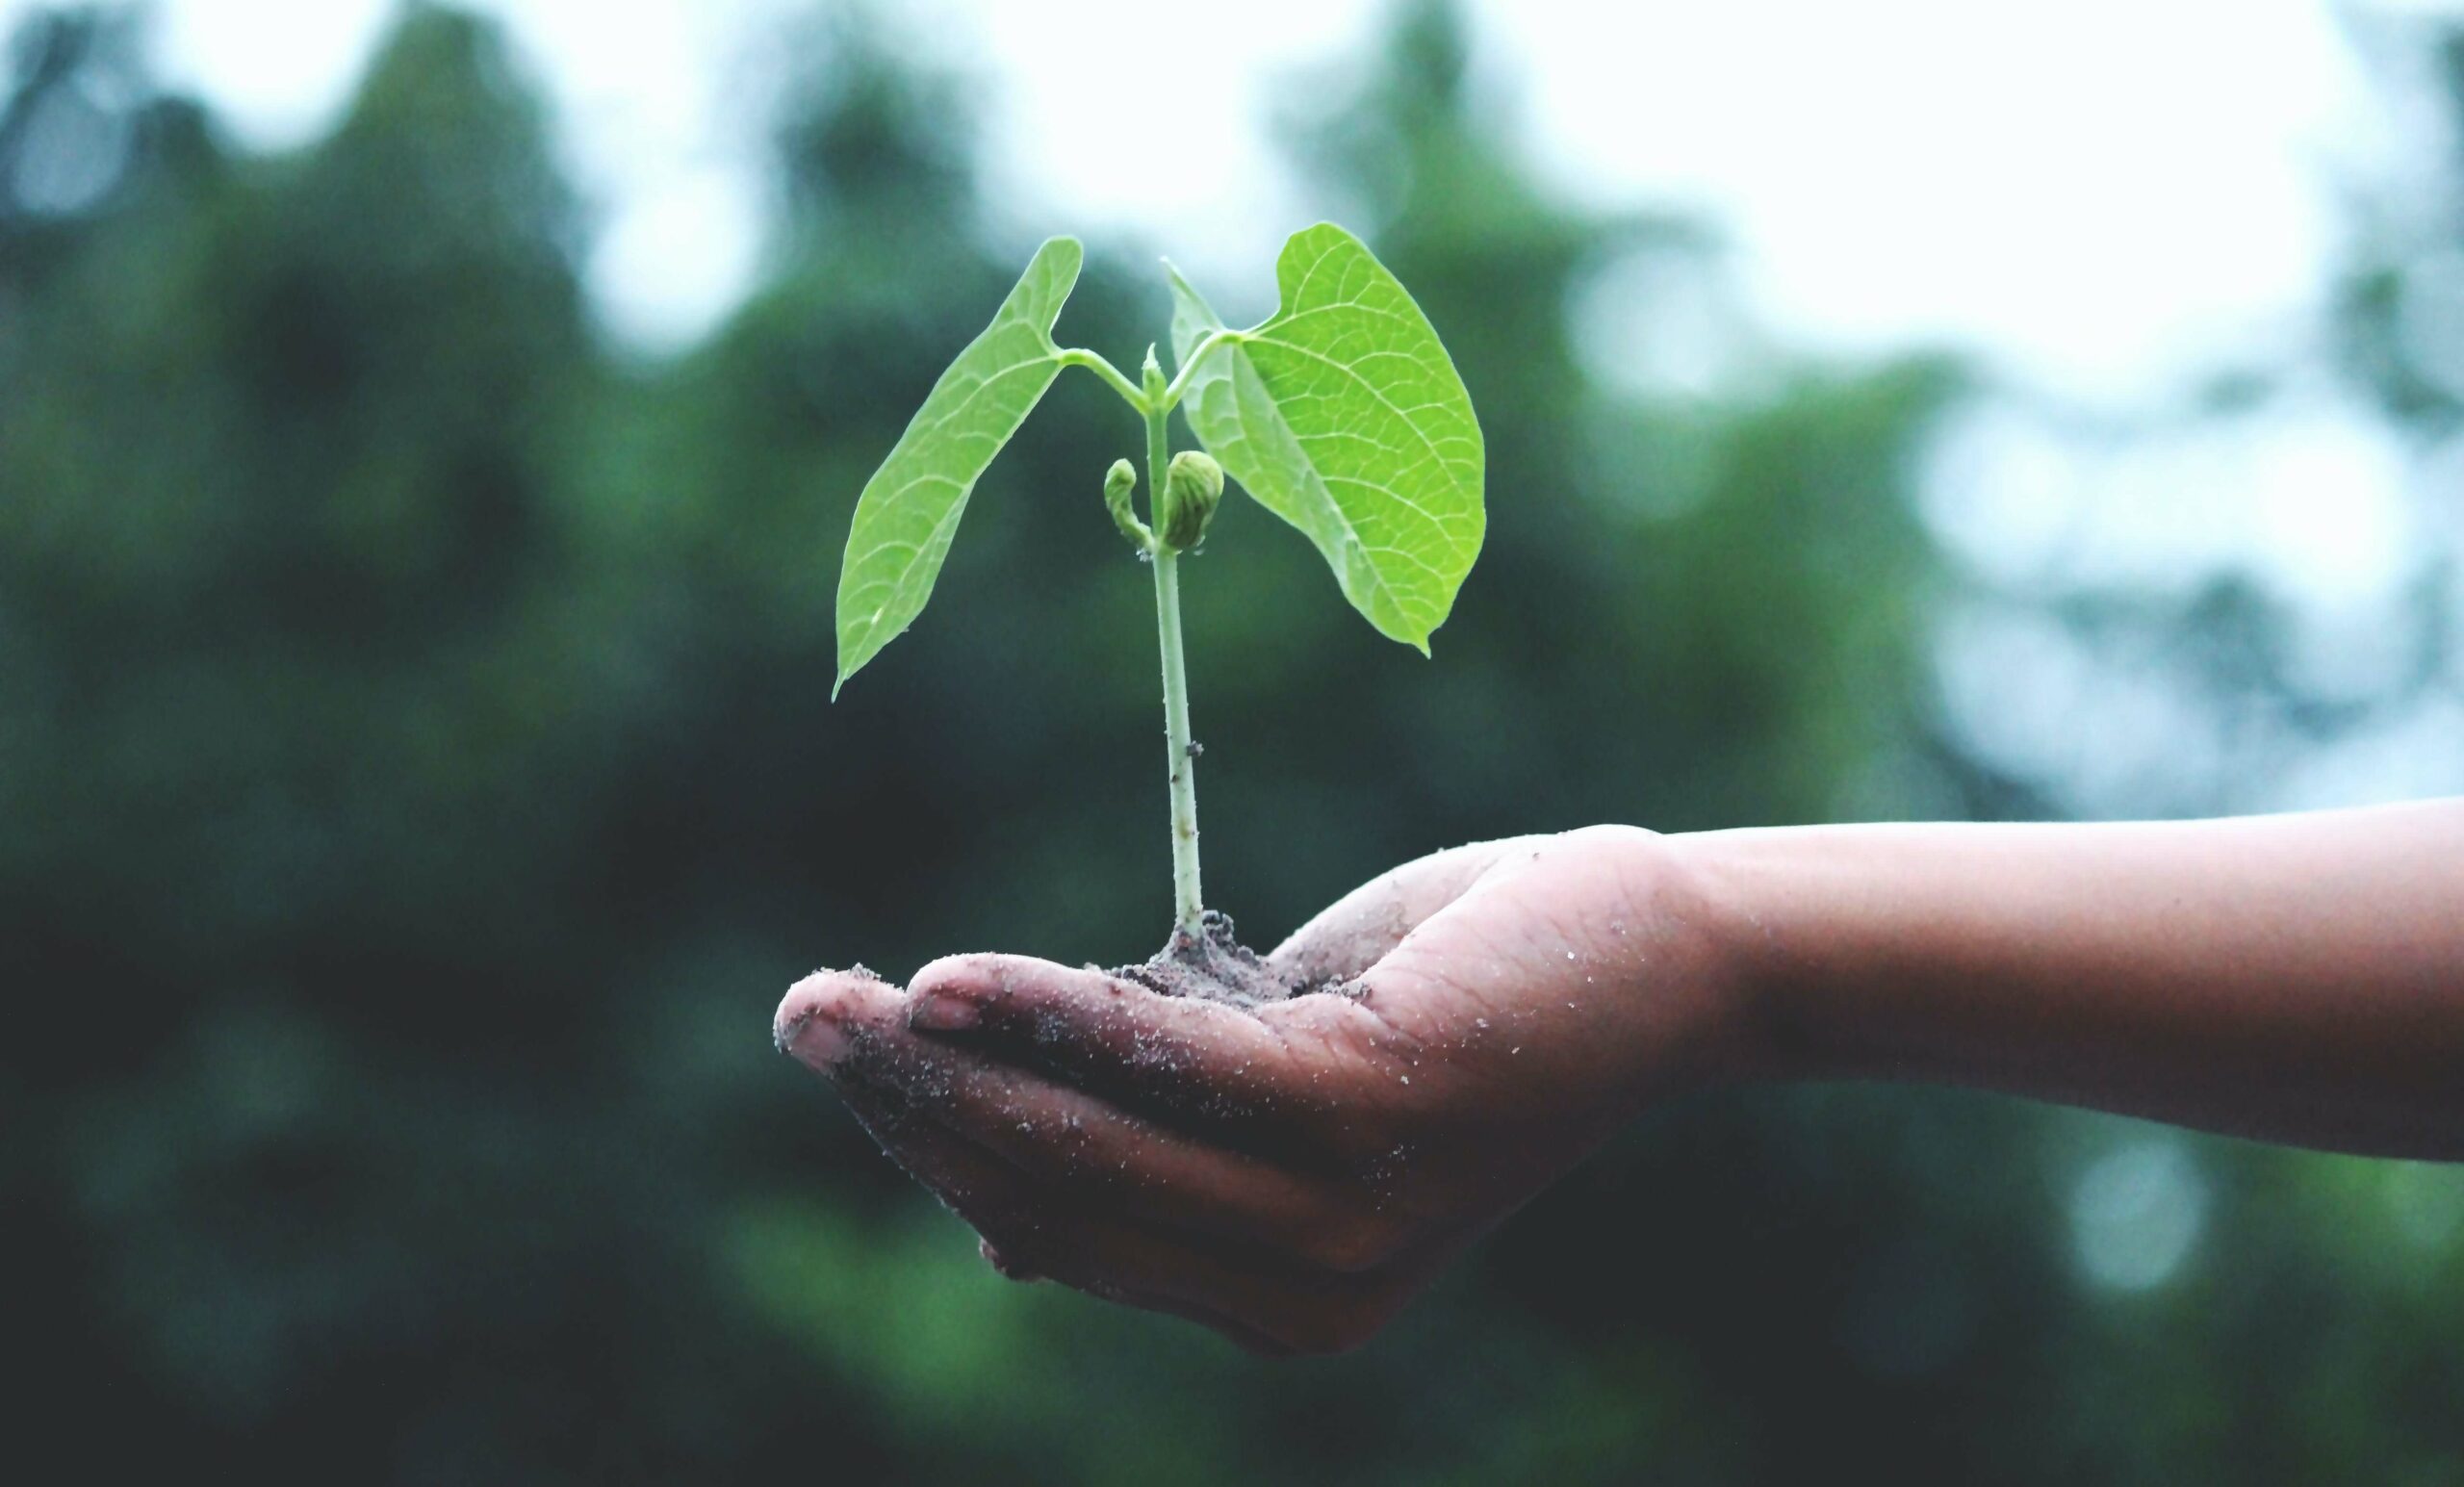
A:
8,0,2462,1479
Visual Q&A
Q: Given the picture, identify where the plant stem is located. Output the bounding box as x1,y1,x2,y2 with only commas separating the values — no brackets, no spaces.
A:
1156,329,1242,409
1057,347,1146,410
1144,392,1205,937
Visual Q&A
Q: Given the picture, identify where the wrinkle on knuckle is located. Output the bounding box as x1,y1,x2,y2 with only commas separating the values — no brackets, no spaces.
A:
1352,993,1429,1061
1266,1005,1357,1087
1293,992,1425,1086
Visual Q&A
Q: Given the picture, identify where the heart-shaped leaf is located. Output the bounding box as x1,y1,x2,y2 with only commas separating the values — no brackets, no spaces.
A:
1169,223,1484,653
834,237,1082,696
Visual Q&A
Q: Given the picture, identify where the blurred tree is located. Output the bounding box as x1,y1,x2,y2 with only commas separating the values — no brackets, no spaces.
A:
1,8,829,1480
5,0,2456,1482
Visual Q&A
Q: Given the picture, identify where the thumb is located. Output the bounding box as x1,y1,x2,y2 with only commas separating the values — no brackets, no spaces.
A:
1267,836,1545,987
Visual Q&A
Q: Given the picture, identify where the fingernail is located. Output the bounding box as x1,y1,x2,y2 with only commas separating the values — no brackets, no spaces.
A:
776,976,854,1065
786,1013,850,1065
908,992,980,1033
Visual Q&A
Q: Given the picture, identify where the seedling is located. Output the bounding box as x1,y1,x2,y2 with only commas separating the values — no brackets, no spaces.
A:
833,223,1484,992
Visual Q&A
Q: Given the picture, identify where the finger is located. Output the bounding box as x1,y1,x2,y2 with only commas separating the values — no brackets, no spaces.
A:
843,1001,1381,1268
982,1197,1399,1358
786,965,1382,1260
775,964,903,1065
784,970,1399,1352
905,954,1348,1133
906,954,1446,1166
1266,835,1546,986
827,1072,1301,1355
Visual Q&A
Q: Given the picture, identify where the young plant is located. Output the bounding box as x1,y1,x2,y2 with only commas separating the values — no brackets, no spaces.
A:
832,223,1484,973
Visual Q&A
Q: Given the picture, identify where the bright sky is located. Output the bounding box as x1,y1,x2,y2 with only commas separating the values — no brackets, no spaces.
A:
11,0,2445,394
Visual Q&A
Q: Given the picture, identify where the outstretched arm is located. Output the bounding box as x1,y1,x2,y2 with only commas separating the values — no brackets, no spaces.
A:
774,800,2464,1354
1701,798,2464,1159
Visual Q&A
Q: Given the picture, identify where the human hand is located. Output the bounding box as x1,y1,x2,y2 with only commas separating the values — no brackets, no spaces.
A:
773,826,1764,1355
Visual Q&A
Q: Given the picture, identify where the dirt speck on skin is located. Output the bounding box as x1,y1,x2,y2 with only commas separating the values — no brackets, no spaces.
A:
1112,910,1336,1007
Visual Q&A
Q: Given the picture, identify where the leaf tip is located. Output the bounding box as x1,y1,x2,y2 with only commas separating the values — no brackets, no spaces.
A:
1288,219,1362,251
1031,235,1085,288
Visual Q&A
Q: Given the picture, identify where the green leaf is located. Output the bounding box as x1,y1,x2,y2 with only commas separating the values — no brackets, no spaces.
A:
834,237,1083,696
1168,223,1484,653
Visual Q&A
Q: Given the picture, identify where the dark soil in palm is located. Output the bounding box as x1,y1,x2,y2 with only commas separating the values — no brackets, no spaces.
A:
1112,909,1316,1007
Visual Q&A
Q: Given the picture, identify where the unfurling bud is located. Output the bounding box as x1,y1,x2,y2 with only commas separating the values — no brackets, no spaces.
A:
1102,458,1151,551
1157,450,1223,551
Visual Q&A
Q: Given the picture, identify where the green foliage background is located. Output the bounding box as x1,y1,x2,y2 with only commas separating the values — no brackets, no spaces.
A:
6,4,2458,1481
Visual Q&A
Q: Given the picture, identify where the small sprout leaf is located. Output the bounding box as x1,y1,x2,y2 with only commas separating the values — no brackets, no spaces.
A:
1168,223,1484,653
1157,450,1223,551
1103,458,1151,550
834,237,1084,696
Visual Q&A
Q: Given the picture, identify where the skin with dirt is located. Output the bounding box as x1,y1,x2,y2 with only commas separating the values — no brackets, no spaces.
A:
1111,909,1322,1007
786,885,1424,1046
1110,845,1508,1008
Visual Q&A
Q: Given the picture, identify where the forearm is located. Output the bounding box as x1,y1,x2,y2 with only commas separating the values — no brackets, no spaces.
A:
1679,801,2464,1160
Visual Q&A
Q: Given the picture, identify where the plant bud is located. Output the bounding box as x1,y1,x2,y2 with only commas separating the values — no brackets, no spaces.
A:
1102,458,1150,549
1157,450,1223,551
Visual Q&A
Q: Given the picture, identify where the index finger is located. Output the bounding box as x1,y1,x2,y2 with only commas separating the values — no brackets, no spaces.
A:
906,954,1381,1144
